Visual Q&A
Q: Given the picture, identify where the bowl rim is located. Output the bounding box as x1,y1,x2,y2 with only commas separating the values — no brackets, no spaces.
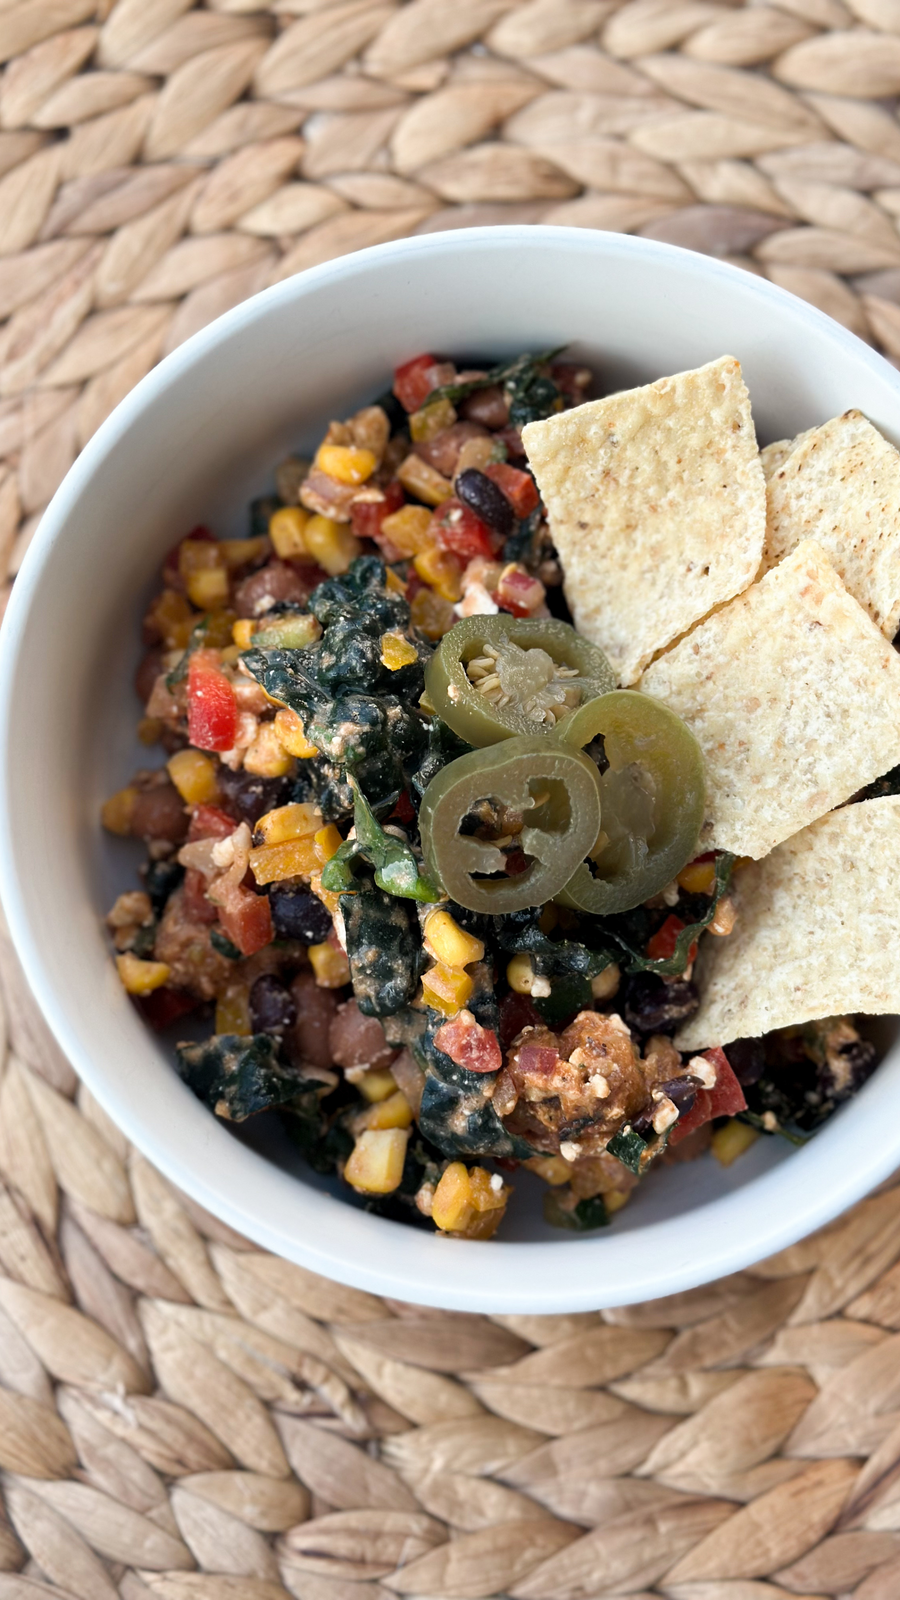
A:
3,223,900,1312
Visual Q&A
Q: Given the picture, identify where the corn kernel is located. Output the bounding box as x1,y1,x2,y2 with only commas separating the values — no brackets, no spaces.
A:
432,1162,508,1234
309,940,350,988
414,543,462,603
249,836,319,885
468,1167,508,1212
380,504,433,557
232,618,255,649
186,566,230,611
269,505,310,559
678,859,717,895
167,748,218,805
202,608,237,648
255,802,321,846
215,985,251,1036
219,645,240,665
711,1119,759,1167
358,1069,400,1103
316,445,377,486
397,454,453,507
179,539,222,577
344,1127,409,1194
410,588,456,640
525,1155,572,1186
385,568,407,595
101,786,138,836
364,1090,413,1130
314,823,343,864
274,707,319,759
421,962,473,1017
605,1189,631,1215
243,723,295,778
116,952,170,995
507,953,538,995
424,909,484,969
138,717,163,746
149,589,195,650
218,536,269,570
409,397,457,443
381,631,418,670
304,514,362,576
454,435,497,480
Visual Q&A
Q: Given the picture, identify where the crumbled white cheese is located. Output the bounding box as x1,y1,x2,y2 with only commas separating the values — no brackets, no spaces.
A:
530,974,552,999
490,1173,504,1192
559,1140,582,1162
687,1054,718,1089
589,1073,610,1098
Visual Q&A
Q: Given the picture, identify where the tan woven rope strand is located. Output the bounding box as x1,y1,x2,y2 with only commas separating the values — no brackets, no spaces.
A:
6,3,900,1595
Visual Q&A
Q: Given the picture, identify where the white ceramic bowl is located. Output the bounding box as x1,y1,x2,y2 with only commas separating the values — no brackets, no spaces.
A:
2,226,899,1313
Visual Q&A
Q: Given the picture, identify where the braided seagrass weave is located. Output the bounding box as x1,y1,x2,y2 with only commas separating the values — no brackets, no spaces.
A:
5,1,900,1595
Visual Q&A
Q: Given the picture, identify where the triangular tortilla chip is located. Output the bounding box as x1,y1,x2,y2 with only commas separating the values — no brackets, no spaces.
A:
522,355,766,685
676,797,900,1050
764,409,900,638
760,426,817,481
641,540,900,859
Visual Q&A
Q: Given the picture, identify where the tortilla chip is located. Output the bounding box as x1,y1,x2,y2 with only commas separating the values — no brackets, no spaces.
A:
522,356,766,685
676,796,900,1050
760,431,811,480
764,409,900,638
640,540,900,859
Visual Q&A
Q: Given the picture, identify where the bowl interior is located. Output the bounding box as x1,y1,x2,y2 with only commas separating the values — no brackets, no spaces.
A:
4,226,900,1312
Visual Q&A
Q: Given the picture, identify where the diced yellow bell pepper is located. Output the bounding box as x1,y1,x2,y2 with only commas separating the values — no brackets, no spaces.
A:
380,504,433,557
358,1069,399,1103
148,589,195,650
432,1162,509,1234
308,940,350,988
409,397,457,443
254,802,321,846
364,1090,413,1130
167,748,218,805
344,1127,409,1194
380,631,418,670
385,568,407,595
316,445,377,486
101,786,138,836
397,454,453,507
421,962,473,1017
274,707,319,759
218,537,269,570
249,835,319,885
711,1119,760,1168
424,909,484,969
309,871,340,921
243,723,295,778
414,542,463,603
232,618,255,649
178,539,222,577
410,588,455,640
314,824,343,864
116,953,171,995
269,505,310,559
215,985,251,1036
678,859,717,895
186,566,230,611
304,514,362,576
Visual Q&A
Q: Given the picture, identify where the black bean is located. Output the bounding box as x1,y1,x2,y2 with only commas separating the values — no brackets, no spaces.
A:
249,975,297,1036
623,974,699,1035
660,1076,700,1114
456,468,514,539
724,1037,765,1086
217,767,293,826
269,884,333,944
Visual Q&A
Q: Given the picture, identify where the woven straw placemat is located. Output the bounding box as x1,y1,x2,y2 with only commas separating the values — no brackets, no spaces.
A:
4,2,900,1596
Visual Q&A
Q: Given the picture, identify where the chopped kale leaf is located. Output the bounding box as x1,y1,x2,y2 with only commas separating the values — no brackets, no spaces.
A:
323,780,437,901
175,1033,303,1121
210,928,242,960
422,347,566,409
604,853,735,977
543,1190,609,1231
341,882,423,1016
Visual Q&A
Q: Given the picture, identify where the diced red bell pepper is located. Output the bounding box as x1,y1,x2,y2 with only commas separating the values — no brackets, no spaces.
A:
217,885,273,957
434,1011,502,1074
182,866,218,924
351,479,405,542
188,804,236,842
187,650,238,752
668,1048,747,1145
646,914,698,969
496,565,545,617
499,991,541,1049
134,986,200,1031
393,354,454,413
484,462,540,518
431,498,495,562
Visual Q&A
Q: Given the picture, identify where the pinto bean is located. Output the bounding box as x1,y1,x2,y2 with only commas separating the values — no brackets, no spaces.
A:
135,648,164,704
285,970,339,1072
234,562,310,619
415,421,488,478
461,386,509,429
130,783,188,843
328,1000,394,1072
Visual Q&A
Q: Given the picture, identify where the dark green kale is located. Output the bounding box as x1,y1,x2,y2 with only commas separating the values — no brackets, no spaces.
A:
210,928,242,960
410,978,535,1163
175,1033,304,1121
250,494,281,538
166,613,212,688
494,907,617,1027
742,1020,877,1137
285,1089,354,1173
503,502,543,565
422,347,566,410
607,1123,669,1177
341,881,423,1016
143,858,184,914
543,1191,609,1231
601,853,735,977
322,780,437,901
410,716,474,801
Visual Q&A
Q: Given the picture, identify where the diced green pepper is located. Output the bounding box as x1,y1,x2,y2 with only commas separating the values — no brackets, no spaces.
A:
556,690,706,916
425,615,615,747
418,735,603,914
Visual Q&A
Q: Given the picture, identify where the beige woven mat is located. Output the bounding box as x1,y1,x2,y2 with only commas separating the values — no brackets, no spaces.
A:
5,1,900,1596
